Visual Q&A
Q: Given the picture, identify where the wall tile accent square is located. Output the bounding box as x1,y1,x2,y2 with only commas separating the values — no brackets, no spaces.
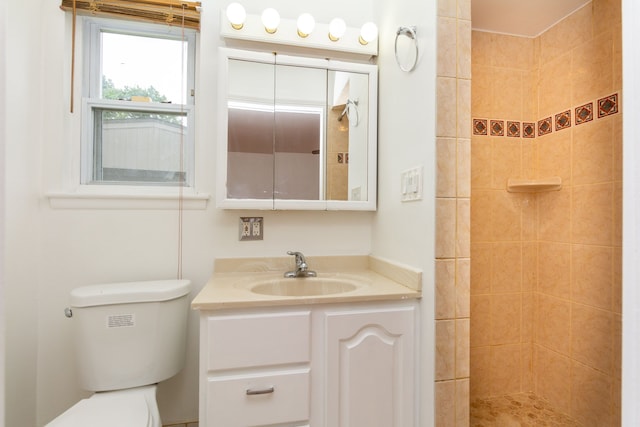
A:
555,110,571,131
507,121,521,137
598,93,619,118
522,122,536,138
538,117,552,136
473,118,488,135
575,102,594,125
490,120,504,136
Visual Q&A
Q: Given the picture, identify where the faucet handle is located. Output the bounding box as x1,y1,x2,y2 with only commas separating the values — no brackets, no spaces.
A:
287,250,306,264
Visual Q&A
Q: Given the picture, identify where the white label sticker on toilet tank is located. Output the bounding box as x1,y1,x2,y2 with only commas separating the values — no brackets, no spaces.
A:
107,314,135,328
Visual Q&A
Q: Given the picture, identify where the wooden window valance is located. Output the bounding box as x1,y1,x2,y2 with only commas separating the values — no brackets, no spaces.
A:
60,0,202,30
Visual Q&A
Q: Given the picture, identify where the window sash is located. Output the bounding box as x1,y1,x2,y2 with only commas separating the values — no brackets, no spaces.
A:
82,99,195,187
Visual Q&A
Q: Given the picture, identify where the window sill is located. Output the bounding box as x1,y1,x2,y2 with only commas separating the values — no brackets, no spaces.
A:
46,187,210,210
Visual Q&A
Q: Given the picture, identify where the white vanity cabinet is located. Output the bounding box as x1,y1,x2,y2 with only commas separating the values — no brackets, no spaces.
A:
198,301,418,427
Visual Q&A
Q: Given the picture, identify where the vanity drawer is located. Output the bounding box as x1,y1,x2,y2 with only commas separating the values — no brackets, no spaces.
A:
206,368,310,427
206,311,310,370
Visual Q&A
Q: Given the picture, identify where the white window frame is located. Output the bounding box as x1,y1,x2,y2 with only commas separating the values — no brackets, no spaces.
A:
81,18,197,188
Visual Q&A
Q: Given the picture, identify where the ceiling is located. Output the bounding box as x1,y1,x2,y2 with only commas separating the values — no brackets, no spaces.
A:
471,0,592,37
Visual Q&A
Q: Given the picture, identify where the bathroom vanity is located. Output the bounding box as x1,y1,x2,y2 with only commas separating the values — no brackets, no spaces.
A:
192,256,422,427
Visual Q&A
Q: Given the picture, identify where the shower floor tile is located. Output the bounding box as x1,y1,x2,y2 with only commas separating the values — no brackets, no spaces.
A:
470,393,580,426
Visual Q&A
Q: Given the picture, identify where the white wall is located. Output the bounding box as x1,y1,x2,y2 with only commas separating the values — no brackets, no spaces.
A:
371,0,437,424
0,0,7,423
622,0,640,424
5,0,380,426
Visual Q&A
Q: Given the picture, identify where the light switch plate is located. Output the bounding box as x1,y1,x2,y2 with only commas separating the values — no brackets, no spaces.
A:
400,166,423,202
240,217,263,241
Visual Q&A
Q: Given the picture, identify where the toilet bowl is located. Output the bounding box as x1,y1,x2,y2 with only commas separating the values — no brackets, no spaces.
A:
46,279,191,427
46,385,160,427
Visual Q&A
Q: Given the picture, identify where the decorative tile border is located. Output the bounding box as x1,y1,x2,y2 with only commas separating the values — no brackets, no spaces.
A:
472,92,620,139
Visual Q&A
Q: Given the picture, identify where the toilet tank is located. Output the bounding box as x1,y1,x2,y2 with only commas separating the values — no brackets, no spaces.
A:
68,279,192,392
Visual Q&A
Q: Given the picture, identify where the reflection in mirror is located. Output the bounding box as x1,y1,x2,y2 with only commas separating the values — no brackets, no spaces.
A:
226,59,274,199
274,64,326,200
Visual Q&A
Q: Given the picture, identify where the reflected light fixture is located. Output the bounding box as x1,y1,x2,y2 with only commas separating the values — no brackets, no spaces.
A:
296,13,315,38
261,8,280,34
359,22,378,45
328,18,346,41
226,2,246,30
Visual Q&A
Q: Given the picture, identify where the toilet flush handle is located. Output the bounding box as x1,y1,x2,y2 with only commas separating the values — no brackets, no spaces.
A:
64,307,73,318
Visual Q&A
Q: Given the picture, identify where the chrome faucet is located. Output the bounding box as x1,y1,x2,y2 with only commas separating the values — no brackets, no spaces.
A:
284,251,317,278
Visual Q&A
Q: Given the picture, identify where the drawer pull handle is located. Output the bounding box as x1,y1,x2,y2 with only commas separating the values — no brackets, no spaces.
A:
246,386,275,396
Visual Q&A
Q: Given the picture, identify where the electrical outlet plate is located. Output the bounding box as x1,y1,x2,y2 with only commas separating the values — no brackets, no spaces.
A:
239,217,263,241
400,166,423,202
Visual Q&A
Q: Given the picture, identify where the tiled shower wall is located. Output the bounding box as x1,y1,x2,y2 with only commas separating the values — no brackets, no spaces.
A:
435,0,471,425
470,1,622,425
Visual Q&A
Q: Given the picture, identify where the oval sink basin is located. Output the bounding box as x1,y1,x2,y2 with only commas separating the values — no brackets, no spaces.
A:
250,278,358,297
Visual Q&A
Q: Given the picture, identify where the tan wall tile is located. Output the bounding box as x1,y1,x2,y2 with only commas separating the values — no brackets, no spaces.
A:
539,4,592,65
538,52,573,118
471,295,491,348
491,293,522,345
593,0,622,36
491,191,522,241
470,346,491,399
490,344,522,395
457,138,471,197
437,0,457,18
537,131,571,185
536,295,571,355
492,34,535,71
456,198,470,257
470,243,491,295
572,109,614,186
457,20,472,79
572,30,614,105
471,137,492,189
438,17,458,78
522,242,537,292
571,304,613,374
491,69,524,120
491,137,522,190
491,242,522,294
435,380,456,427
437,137,457,198
571,183,613,246
457,0,471,21
457,79,472,138
436,320,456,381
436,198,457,258
471,64,493,118
535,345,571,413
436,259,457,319
571,244,613,310
538,242,571,299
471,31,492,66
455,379,470,427
570,362,612,426
456,258,471,317
470,190,493,242
456,318,471,378
537,188,571,243
437,77,458,137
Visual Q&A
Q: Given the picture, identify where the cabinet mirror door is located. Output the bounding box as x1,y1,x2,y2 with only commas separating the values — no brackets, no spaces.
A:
218,48,377,210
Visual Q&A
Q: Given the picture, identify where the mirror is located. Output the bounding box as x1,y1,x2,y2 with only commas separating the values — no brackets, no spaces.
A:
217,48,377,210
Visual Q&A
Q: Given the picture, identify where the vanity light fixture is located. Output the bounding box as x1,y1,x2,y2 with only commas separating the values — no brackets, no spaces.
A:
225,2,246,30
359,22,378,45
296,13,315,38
261,8,280,34
219,5,378,56
328,18,346,41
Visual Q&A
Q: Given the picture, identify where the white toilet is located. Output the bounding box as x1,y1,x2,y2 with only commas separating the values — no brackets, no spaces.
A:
47,279,192,427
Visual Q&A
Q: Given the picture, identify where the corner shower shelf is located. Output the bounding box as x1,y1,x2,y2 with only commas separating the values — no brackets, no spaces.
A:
507,176,562,193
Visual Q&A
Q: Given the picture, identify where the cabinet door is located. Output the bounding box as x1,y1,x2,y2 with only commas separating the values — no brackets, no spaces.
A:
324,305,416,427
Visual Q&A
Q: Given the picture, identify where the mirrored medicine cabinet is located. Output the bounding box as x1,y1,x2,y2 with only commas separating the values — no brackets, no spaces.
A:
216,48,378,210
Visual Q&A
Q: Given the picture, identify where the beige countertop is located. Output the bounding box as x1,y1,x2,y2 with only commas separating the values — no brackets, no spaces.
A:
192,255,422,310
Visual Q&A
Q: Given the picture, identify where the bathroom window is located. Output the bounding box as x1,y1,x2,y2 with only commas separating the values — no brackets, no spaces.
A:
82,19,196,187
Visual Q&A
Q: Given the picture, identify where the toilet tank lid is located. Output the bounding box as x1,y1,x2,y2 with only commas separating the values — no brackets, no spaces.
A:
70,279,191,308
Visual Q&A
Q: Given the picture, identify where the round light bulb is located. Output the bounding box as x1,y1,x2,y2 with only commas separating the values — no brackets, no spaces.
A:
297,13,315,38
225,3,246,30
359,22,378,45
261,8,280,34
328,18,346,41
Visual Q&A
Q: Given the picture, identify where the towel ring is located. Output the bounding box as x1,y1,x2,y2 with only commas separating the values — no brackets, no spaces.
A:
394,26,418,72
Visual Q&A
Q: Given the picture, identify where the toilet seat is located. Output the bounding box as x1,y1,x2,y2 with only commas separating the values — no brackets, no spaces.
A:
46,390,154,427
